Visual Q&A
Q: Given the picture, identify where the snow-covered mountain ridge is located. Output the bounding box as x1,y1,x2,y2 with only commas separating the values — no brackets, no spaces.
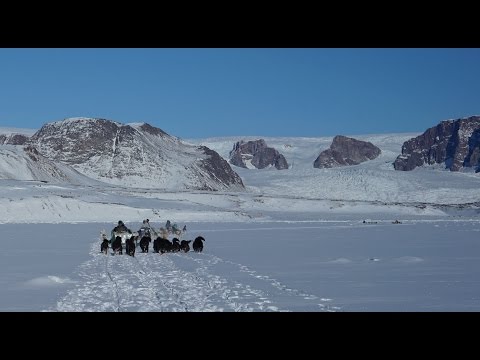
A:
187,132,480,205
1,118,480,224
3,118,244,191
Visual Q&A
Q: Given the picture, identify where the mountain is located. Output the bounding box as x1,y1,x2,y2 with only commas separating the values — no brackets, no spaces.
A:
229,139,289,170
3,116,480,209
393,116,480,171
188,133,480,206
26,118,245,191
313,135,381,168
3,132,480,228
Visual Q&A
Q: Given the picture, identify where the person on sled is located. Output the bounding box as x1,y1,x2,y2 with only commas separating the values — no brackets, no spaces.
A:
111,220,131,240
172,223,179,234
138,219,153,238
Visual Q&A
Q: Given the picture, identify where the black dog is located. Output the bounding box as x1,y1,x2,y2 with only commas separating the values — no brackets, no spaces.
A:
192,236,205,253
153,237,172,254
171,238,181,252
112,236,123,255
180,240,192,253
125,236,136,257
139,236,151,253
153,237,162,253
101,239,109,254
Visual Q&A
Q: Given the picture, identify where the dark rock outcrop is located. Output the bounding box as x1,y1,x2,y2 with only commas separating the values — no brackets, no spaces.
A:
393,116,480,171
229,139,289,170
0,133,29,145
198,146,244,190
313,135,381,168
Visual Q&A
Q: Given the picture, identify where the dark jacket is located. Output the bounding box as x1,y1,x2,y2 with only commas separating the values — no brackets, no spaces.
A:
111,224,131,240
113,224,131,233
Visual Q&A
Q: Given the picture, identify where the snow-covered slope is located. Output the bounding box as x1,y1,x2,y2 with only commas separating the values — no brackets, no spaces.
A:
188,133,480,205
0,145,105,185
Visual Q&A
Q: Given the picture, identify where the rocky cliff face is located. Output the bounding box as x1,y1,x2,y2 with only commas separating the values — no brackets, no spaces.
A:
229,139,289,170
0,133,29,145
313,135,381,168
27,117,245,191
393,116,480,172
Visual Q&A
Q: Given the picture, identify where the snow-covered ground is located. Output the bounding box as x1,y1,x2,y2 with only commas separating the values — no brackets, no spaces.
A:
1,132,480,311
2,221,479,312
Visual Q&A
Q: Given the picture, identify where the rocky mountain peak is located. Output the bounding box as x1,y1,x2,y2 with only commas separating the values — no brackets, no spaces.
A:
229,139,289,170
26,118,245,191
313,135,381,168
393,115,480,172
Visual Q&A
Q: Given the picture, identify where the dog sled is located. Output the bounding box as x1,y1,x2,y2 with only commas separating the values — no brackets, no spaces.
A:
158,226,185,237
101,229,134,246
164,220,186,236
113,231,134,246
100,220,186,250
100,226,202,255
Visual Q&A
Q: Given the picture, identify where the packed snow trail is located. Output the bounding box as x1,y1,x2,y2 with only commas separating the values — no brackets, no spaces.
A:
50,240,339,312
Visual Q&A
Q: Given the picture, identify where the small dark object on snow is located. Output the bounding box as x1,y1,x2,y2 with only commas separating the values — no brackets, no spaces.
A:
180,240,192,253
112,236,123,255
139,236,151,253
171,238,181,252
193,236,205,253
101,239,109,254
125,236,136,257
153,237,172,253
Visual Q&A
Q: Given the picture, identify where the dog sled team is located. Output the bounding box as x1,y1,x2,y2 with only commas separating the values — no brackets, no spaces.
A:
362,219,403,225
100,219,205,257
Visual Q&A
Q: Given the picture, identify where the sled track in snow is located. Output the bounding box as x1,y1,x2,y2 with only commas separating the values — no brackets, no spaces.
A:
159,252,279,312
174,252,340,311
50,241,340,312
133,251,276,312
105,253,122,312
53,243,126,312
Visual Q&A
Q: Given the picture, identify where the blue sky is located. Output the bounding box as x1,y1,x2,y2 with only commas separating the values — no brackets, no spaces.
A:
1,48,479,138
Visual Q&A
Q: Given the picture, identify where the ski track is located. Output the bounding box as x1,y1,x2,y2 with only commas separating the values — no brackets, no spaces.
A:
51,240,340,312
177,252,340,312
